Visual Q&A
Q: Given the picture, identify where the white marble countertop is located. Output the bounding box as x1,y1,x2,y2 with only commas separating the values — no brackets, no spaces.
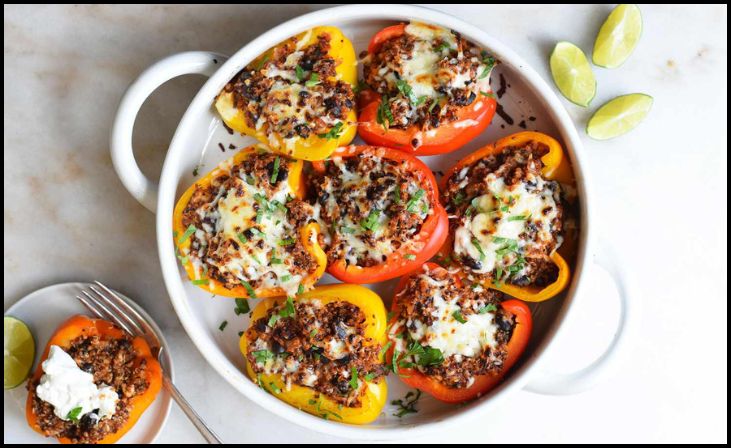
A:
4,4,727,444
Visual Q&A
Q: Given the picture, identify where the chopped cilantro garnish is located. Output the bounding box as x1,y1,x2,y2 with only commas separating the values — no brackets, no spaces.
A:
479,303,498,314
280,274,292,282
269,382,282,394
270,156,280,184
241,281,257,298
218,320,228,331
251,350,274,364
471,237,486,261
317,121,344,140
305,72,319,87
297,284,305,295
295,65,306,81
349,366,359,390
278,237,295,246
279,297,296,318
360,209,381,231
376,95,394,128
364,372,376,382
191,278,209,286
178,225,196,244
406,189,426,213
404,254,416,260
452,310,467,324
392,390,421,418
234,298,250,315
66,406,83,422
480,91,496,99
434,41,451,52
237,232,248,243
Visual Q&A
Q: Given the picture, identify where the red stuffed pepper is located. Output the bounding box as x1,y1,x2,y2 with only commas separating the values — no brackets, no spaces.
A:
386,263,531,403
357,21,498,155
310,145,448,283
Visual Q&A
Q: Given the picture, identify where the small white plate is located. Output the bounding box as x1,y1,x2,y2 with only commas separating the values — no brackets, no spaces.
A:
3,282,174,444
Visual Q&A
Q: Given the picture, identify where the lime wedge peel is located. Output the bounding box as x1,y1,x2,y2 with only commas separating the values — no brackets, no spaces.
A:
586,93,653,140
550,41,597,107
593,4,643,69
4,316,36,389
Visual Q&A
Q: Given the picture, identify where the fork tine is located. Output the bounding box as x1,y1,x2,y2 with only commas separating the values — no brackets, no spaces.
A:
79,290,135,335
88,285,146,337
93,281,159,342
76,294,104,319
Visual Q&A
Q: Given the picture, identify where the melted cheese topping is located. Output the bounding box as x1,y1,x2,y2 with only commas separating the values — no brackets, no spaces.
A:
454,171,561,277
396,22,490,100
313,151,431,266
396,274,499,358
183,159,311,296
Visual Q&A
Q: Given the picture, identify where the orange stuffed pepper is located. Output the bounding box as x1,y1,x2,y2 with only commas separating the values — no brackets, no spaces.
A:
26,315,162,444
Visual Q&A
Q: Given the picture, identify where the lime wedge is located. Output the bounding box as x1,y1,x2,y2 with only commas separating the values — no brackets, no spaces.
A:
550,41,596,107
587,94,653,140
4,316,35,389
593,4,643,68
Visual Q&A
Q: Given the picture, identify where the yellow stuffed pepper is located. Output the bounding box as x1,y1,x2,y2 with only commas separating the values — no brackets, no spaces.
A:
240,284,388,424
215,26,357,161
440,131,576,302
173,146,327,299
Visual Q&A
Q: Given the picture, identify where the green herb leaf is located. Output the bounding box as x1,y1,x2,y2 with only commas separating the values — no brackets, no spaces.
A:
479,54,496,79
349,366,359,390
305,72,319,87
270,156,281,184
452,191,465,205
379,341,393,359
360,209,381,231
395,80,418,104
452,310,467,324
480,91,496,99
218,320,228,331
471,237,486,261
376,95,395,129
392,390,421,418
178,225,196,244
191,278,209,286
241,281,257,298
434,41,451,52
403,254,416,260
341,226,355,234
278,237,295,246
317,121,344,140
252,350,274,364
66,406,83,422
508,214,529,221
267,314,279,327
269,382,282,394
281,274,292,282
406,189,426,213
295,65,306,81
279,297,296,318
237,232,248,243
479,303,498,314
297,284,305,295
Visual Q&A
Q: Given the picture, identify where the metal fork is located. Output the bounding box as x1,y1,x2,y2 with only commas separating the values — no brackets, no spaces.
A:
76,281,222,444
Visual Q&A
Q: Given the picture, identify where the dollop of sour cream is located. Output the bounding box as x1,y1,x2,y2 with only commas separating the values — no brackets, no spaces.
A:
35,345,118,421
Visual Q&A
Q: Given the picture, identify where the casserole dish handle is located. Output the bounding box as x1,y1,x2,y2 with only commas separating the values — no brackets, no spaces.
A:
111,51,227,212
524,246,640,395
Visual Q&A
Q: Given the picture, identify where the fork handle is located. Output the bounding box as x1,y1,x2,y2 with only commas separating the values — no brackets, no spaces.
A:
163,375,223,443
